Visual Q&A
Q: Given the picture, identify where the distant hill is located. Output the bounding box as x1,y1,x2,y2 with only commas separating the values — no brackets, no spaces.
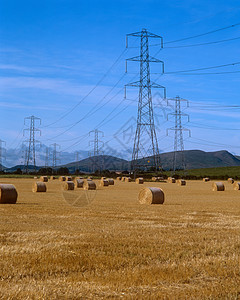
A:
4,150,240,173
160,150,240,170
61,155,130,173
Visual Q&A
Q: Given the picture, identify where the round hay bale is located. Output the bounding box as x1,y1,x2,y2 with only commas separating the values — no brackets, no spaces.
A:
152,177,158,182
125,177,131,182
83,180,96,190
107,178,114,185
177,179,186,186
233,182,240,190
66,176,73,181
203,177,210,182
117,177,122,181
32,182,47,192
34,176,38,179
138,187,164,205
59,176,66,181
212,182,225,191
100,179,109,187
40,176,48,182
228,178,234,184
168,177,175,183
136,177,144,184
64,181,75,190
50,176,56,180
121,177,126,182
88,176,93,180
157,177,164,181
0,184,18,204
74,178,84,188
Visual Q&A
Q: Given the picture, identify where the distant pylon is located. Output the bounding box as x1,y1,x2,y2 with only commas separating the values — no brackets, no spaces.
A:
45,147,50,167
24,115,41,173
0,139,6,172
88,129,104,172
125,28,166,176
167,96,191,173
50,143,60,169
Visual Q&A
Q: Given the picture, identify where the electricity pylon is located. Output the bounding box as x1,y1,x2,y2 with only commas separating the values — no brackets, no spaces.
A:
0,139,6,172
50,143,60,168
45,147,50,167
167,96,191,173
24,115,41,173
88,129,104,172
125,28,166,176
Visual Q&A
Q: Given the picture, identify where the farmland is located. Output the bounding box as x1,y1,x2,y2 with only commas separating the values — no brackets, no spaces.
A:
0,178,240,299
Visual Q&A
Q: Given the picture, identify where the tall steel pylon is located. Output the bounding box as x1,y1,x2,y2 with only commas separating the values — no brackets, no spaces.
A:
125,28,166,176
0,139,6,172
45,147,50,167
24,115,41,173
167,96,191,173
88,129,104,172
50,143,60,169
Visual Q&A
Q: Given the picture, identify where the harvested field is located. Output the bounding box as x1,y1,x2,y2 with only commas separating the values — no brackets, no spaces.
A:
0,178,240,299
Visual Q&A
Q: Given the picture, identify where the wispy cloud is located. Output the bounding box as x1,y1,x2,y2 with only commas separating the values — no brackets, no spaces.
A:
0,101,64,111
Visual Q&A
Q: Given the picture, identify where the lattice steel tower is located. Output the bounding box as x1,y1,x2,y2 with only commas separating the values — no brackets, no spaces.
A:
51,143,60,168
167,96,191,173
45,147,50,167
88,129,104,172
0,139,6,172
24,115,41,173
125,29,166,175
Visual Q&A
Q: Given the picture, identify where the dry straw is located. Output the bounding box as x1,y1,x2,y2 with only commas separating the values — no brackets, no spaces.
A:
138,187,164,204
59,176,66,181
177,179,186,186
233,182,240,190
74,178,84,188
121,177,126,182
203,178,210,182
136,177,144,184
32,182,47,193
117,177,122,181
0,184,18,204
107,178,114,185
83,180,96,190
126,177,131,182
212,182,225,191
50,176,56,180
64,181,75,190
228,178,234,184
40,176,48,182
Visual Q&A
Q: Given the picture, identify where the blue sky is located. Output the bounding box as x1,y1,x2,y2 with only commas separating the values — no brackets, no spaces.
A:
1,0,240,165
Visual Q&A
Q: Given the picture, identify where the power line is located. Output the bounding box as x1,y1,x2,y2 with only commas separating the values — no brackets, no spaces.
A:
165,61,240,74
41,48,127,128
42,73,127,142
165,36,240,48
170,70,240,75
164,22,240,44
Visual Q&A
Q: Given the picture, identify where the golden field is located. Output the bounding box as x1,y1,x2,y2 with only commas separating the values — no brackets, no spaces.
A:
0,178,240,299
